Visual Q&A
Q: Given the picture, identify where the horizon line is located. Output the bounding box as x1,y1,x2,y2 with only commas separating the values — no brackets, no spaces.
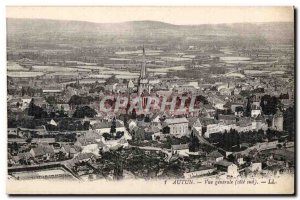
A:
6,17,294,26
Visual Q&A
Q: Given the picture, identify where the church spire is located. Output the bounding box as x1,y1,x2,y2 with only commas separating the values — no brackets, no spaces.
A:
140,45,146,78
138,45,149,96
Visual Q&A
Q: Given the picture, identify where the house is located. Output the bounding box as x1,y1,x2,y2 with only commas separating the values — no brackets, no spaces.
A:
21,95,32,110
151,131,164,141
215,160,239,176
83,130,104,142
33,97,48,109
272,110,284,131
252,115,268,131
218,115,236,125
209,97,226,110
164,117,189,137
199,118,219,138
184,167,216,179
8,128,18,137
60,144,80,158
92,120,128,137
207,150,223,162
191,126,202,137
128,119,137,132
171,144,189,156
151,113,164,123
17,152,33,165
251,104,262,118
75,131,104,148
30,144,55,161
57,103,70,111
81,144,100,157
236,117,252,132
199,104,216,118
249,162,262,172
218,115,237,133
49,119,58,126
74,152,97,163
8,97,22,108
144,126,160,140
187,117,201,129
97,141,110,152
235,154,245,165
131,127,145,141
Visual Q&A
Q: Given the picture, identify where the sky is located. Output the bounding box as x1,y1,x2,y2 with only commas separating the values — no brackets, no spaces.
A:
6,6,294,25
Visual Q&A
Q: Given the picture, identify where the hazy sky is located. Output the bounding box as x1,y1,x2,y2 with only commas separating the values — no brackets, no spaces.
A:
6,6,294,25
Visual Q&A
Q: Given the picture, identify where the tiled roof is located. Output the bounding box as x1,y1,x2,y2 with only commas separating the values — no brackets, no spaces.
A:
207,150,223,158
165,117,188,125
172,144,189,150
216,160,234,167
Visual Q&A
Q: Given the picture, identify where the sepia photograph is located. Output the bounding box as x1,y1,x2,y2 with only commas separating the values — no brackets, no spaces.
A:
5,6,295,195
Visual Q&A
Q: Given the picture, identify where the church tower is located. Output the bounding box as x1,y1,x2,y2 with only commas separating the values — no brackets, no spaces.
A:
138,46,150,95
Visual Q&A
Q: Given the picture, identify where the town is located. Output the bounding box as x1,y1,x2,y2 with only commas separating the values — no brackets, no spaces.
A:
7,19,294,181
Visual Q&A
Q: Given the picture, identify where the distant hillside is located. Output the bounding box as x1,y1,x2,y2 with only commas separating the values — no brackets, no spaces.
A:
6,18,294,49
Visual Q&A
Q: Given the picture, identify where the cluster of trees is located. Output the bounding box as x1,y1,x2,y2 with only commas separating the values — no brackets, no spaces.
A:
27,100,68,119
244,95,282,117
21,86,42,97
161,136,190,149
100,148,168,179
283,106,295,141
260,95,281,115
55,133,77,143
195,95,209,105
28,100,48,119
189,133,216,153
89,86,105,94
279,93,289,99
72,106,97,118
46,96,57,105
68,95,97,106
252,88,264,93
66,82,81,89
209,128,287,151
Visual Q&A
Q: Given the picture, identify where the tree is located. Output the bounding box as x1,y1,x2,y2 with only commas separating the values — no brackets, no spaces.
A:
277,144,283,149
72,106,97,118
144,115,151,123
113,154,123,180
28,99,48,119
11,142,19,153
105,75,117,85
162,126,170,134
25,137,32,143
244,97,252,117
46,96,57,105
131,108,137,119
195,95,208,105
110,117,117,134
68,95,94,106
103,132,112,140
189,134,200,152
260,95,281,115
283,106,295,141
83,121,90,130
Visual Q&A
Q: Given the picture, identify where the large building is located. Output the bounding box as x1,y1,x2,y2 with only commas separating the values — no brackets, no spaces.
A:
165,117,189,137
